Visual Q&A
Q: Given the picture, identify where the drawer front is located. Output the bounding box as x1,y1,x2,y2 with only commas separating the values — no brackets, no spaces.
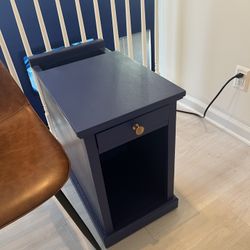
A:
96,106,169,154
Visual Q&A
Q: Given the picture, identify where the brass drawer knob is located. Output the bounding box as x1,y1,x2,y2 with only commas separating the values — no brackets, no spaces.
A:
132,123,145,136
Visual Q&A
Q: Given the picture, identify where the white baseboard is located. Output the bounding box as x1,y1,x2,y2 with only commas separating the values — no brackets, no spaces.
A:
178,95,250,146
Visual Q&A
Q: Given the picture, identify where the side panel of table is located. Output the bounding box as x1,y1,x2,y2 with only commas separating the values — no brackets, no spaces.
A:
167,102,177,199
40,82,113,234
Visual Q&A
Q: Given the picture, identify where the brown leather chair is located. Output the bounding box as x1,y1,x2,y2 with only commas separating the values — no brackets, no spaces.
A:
0,62,101,250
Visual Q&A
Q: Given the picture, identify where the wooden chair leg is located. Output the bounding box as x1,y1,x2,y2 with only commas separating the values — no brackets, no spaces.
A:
55,190,101,250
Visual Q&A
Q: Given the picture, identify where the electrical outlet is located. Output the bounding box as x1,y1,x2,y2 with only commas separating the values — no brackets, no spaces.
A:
233,65,250,92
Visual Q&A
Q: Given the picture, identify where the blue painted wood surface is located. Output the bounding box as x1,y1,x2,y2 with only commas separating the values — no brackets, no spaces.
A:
37,51,185,137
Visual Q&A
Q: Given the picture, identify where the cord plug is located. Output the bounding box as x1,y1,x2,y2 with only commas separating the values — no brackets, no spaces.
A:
236,73,244,78
177,72,244,118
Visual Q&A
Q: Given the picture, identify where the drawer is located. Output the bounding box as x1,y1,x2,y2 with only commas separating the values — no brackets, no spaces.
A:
96,106,169,154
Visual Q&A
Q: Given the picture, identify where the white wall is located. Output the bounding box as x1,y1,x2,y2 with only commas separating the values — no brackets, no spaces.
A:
159,0,250,128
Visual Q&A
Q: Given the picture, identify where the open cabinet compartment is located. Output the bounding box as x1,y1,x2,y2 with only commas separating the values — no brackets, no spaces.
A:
100,126,169,230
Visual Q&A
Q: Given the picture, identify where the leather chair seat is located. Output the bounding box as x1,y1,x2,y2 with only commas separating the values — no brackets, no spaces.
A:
0,63,69,228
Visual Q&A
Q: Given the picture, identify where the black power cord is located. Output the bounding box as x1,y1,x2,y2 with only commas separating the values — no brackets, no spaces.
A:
177,72,244,118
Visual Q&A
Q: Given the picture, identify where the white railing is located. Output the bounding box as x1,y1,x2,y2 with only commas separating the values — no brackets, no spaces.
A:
93,0,103,39
140,0,147,67
125,0,134,59
0,0,159,128
55,0,70,47
0,30,22,90
154,0,159,74
75,0,87,43
110,0,120,51
9,0,33,57
33,0,52,52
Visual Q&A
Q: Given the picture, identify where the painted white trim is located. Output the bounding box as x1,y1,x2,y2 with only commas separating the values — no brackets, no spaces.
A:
178,95,250,146
55,0,70,47
93,0,103,39
10,0,33,57
154,0,159,74
75,0,87,43
0,30,22,91
33,0,52,51
110,0,120,51
140,0,147,67
125,0,134,59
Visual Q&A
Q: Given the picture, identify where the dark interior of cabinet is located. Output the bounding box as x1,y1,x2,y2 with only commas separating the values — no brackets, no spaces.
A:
100,126,168,230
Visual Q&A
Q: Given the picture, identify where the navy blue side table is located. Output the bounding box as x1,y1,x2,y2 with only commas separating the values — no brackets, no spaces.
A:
31,41,185,247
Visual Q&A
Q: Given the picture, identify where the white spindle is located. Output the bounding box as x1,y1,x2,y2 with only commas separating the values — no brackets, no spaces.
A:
141,0,147,67
10,0,52,128
125,0,133,59
55,0,70,47
154,0,159,74
75,0,87,43
0,30,22,91
93,0,103,39
110,0,120,51
10,0,33,57
33,0,51,52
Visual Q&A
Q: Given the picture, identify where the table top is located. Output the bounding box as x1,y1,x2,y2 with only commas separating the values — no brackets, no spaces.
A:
37,51,185,137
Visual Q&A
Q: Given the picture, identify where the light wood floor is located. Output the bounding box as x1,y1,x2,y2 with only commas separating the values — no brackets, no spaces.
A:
0,113,249,250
